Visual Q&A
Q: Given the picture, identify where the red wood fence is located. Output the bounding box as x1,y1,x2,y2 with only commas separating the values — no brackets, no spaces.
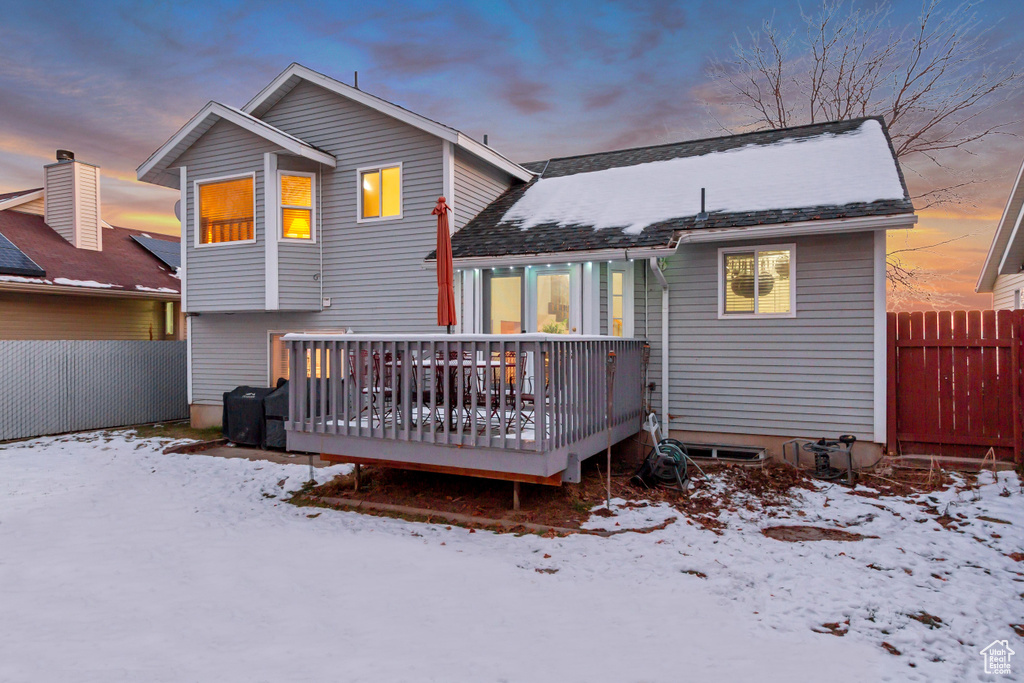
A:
887,310,1022,462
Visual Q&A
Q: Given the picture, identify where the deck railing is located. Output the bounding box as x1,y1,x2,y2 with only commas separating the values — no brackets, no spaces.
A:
284,334,645,454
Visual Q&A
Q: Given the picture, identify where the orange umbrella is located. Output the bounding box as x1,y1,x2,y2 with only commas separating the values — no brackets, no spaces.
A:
432,196,457,331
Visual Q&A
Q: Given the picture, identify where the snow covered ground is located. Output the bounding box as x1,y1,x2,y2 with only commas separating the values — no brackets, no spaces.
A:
1,431,1020,682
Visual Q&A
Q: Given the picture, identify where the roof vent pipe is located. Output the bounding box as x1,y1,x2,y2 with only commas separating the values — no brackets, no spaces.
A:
697,187,708,222
56,149,74,162
354,71,359,89
483,134,489,146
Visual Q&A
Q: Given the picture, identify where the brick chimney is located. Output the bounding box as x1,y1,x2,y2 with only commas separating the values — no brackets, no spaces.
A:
44,150,102,251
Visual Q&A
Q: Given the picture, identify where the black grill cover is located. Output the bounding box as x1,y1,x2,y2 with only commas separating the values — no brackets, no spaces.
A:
262,381,289,450
222,386,275,447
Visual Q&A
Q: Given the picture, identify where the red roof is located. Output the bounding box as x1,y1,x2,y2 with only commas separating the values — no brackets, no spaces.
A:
0,208,180,296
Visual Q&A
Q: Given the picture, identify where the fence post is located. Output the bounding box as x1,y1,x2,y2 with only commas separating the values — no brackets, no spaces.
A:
1014,310,1023,464
886,312,897,455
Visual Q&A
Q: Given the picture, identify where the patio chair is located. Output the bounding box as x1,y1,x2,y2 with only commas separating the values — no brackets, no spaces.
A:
347,348,381,427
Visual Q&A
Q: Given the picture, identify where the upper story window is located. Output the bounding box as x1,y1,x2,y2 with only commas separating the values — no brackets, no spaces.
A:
358,164,401,221
719,245,795,318
197,174,254,246
280,172,315,241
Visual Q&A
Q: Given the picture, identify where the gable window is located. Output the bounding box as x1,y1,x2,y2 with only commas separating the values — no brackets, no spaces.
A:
196,174,254,245
719,245,795,318
280,172,315,241
358,164,401,220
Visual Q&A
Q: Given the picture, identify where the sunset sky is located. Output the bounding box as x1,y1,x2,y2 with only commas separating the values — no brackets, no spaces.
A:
1,0,1021,309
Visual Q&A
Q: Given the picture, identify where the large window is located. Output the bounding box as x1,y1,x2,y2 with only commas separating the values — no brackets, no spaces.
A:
720,245,795,317
358,164,401,220
537,271,571,334
484,271,523,334
197,175,254,245
280,172,315,241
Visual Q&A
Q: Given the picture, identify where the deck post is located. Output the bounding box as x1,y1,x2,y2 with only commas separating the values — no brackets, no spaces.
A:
513,480,520,511
354,463,361,492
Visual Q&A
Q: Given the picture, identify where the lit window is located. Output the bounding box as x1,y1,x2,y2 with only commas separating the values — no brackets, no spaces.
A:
721,246,793,316
607,263,633,337
359,165,401,219
198,176,254,244
611,271,624,336
164,302,175,337
280,173,314,240
485,272,523,334
537,272,571,334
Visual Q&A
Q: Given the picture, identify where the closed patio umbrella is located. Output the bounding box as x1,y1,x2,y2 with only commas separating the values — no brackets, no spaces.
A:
433,196,457,332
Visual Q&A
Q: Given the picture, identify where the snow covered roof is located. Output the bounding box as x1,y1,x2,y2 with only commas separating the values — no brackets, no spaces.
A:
446,117,914,261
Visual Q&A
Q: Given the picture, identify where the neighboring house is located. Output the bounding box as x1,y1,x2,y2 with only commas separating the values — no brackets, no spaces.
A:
977,155,1024,309
137,63,915,466
0,153,182,341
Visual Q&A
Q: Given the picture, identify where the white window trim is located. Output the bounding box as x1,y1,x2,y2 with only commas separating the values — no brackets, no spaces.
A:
277,169,317,243
527,264,582,334
355,162,403,223
717,243,797,319
193,171,257,249
607,262,635,337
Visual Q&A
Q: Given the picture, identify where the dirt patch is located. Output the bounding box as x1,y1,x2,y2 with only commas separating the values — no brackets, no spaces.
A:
881,642,901,656
906,611,944,629
762,525,875,542
813,620,849,636
300,454,820,532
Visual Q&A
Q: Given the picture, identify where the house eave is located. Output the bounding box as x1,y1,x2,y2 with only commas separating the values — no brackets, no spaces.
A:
136,101,336,188
431,246,675,269
977,156,1024,293
0,281,180,301
242,63,534,183
0,190,44,213
673,212,917,245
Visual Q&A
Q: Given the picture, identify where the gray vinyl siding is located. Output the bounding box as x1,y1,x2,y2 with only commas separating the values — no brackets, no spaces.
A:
453,147,512,231
276,157,322,310
992,272,1024,309
655,232,876,440
189,80,449,403
177,119,275,312
634,260,648,338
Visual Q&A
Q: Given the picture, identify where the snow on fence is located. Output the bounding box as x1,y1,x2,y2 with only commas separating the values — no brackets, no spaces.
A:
0,340,187,441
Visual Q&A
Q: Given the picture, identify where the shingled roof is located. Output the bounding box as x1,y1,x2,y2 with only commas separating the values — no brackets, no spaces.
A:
443,117,913,261
0,209,180,295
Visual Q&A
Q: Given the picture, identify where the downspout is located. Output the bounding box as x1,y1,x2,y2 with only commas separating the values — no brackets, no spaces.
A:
648,257,669,430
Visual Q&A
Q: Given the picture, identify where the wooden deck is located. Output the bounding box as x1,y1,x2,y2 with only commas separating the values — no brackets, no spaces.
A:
284,334,646,483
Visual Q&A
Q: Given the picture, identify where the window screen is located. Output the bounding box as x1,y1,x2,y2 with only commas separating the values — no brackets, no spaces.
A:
361,166,401,219
281,174,313,240
723,247,792,316
199,177,254,244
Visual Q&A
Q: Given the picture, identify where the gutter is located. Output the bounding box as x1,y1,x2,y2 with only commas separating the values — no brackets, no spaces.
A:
672,213,917,245
0,281,180,301
428,246,674,270
648,257,670,430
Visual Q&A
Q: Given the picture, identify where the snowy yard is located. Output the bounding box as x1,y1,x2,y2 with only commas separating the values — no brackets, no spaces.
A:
1,432,1021,682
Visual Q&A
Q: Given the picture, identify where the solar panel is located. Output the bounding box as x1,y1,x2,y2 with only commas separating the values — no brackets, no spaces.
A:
0,232,45,277
132,235,181,270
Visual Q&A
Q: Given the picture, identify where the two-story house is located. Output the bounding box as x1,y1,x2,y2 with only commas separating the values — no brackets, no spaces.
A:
138,64,915,479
